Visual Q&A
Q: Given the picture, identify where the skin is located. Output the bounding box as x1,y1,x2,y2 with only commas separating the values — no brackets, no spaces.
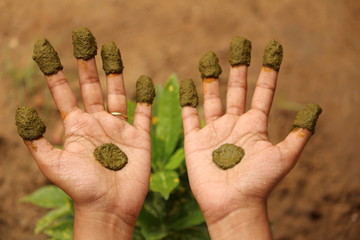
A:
181,45,319,239
29,37,152,239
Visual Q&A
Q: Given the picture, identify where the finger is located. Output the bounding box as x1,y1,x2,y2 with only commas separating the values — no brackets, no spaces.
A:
46,72,78,119
226,66,248,115
181,107,200,135
24,137,62,177
227,37,251,115
101,42,127,114
106,74,127,114
133,75,155,133
198,51,223,124
277,103,322,163
72,27,104,113
277,128,312,165
32,39,77,119
251,40,283,117
179,79,200,135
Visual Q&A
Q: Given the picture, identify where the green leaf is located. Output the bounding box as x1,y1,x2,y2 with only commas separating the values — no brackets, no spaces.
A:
43,218,74,240
127,99,136,124
154,74,182,168
165,148,185,170
165,226,210,240
21,185,70,209
150,171,180,200
169,199,205,230
35,205,71,234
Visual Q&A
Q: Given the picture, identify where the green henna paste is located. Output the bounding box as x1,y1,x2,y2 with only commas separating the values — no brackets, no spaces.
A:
229,36,252,66
198,51,222,79
292,103,322,134
72,27,97,60
136,75,156,104
32,38,63,75
262,40,283,71
212,144,245,170
101,41,124,75
93,143,128,171
15,106,46,141
179,79,199,107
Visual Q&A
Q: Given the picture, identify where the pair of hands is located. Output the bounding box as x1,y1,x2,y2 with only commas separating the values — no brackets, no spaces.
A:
24,53,311,239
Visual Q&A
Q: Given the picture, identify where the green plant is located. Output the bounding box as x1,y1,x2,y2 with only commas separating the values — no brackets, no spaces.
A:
22,74,209,240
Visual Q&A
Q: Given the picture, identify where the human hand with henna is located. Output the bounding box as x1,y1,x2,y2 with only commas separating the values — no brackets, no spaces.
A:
16,28,155,240
180,37,322,239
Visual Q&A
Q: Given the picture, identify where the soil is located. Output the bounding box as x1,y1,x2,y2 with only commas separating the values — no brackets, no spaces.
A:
0,0,359,239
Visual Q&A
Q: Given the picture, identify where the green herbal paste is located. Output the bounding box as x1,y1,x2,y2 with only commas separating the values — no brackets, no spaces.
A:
262,40,283,71
136,75,156,104
179,79,199,107
15,106,46,141
229,36,252,66
101,41,124,75
72,27,98,60
198,51,222,79
32,38,63,75
292,103,322,134
93,143,128,171
212,144,245,170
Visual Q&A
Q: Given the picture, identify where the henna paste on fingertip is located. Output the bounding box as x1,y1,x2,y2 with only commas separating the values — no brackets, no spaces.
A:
15,106,46,141
262,40,283,71
136,75,156,104
292,103,322,134
72,27,97,60
179,79,199,107
32,38,63,75
229,36,252,66
101,41,124,75
198,51,222,79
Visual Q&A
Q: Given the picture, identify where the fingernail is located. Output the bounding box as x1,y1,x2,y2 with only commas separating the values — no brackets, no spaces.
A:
136,75,156,104
32,38,63,75
101,41,124,75
179,79,199,107
292,103,322,134
15,106,46,140
229,36,252,66
262,40,283,71
198,51,222,79
72,27,97,60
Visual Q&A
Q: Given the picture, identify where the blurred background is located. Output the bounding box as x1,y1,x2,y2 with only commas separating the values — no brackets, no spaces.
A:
0,0,359,239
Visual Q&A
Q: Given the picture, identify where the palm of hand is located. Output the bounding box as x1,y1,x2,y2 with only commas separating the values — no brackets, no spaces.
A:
185,110,290,220
42,109,151,215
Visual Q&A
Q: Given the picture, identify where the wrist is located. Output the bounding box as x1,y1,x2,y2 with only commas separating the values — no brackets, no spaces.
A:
206,201,273,240
74,204,136,240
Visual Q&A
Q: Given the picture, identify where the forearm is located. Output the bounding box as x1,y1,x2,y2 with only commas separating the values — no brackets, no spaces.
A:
74,205,135,240
207,202,272,240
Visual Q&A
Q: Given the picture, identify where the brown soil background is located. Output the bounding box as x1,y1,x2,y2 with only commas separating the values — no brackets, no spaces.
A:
0,0,359,239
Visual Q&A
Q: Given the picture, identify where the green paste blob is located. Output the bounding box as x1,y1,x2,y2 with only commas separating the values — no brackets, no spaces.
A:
93,143,128,171
15,106,46,141
32,38,63,75
229,36,252,66
136,75,156,104
179,79,199,107
262,40,283,71
101,41,124,75
292,103,322,134
72,27,98,60
198,51,222,79
212,144,245,170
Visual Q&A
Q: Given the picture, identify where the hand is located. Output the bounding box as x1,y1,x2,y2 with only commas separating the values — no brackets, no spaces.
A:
181,59,314,238
25,57,152,239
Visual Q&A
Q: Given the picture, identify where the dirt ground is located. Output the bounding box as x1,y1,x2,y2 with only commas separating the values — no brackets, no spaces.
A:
0,0,359,239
